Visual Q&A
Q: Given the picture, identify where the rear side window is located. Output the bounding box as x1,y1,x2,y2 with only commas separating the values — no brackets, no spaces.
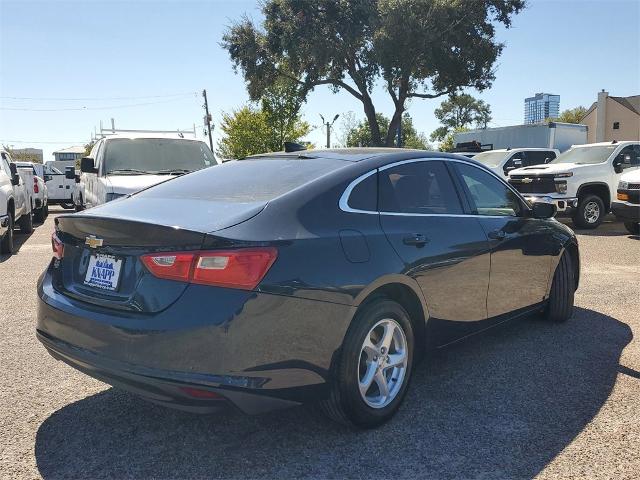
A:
137,158,346,203
348,173,377,211
379,161,462,214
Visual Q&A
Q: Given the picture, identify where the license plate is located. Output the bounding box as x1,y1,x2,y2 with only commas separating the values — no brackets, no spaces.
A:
84,254,122,291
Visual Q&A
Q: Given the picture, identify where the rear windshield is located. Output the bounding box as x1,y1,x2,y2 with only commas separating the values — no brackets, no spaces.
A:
136,158,346,203
104,138,215,174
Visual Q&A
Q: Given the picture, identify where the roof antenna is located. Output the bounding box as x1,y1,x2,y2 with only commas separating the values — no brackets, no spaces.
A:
284,142,307,153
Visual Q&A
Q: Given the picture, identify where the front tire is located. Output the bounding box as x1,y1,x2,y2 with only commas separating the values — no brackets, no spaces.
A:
75,195,84,212
1,212,14,254
545,252,575,323
572,194,605,229
624,221,639,235
18,209,33,234
320,298,414,428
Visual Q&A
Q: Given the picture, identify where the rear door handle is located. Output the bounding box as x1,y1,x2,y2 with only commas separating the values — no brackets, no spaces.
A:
488,229,506,240
403,234,429,247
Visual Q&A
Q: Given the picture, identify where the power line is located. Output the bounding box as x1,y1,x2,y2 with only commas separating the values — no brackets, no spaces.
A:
0,92,197,101
0,140,87,144
0,97,194,112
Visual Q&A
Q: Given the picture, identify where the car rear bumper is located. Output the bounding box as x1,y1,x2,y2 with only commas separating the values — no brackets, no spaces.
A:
611,201,640,222
523,195,578,213
36,267,354,414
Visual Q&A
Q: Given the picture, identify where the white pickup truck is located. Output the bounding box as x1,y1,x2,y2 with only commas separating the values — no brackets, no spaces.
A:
1,149,34,254
41,162,76,209
72,134,216,210
15,162,49,222
508,141,640,229
473,148,559,178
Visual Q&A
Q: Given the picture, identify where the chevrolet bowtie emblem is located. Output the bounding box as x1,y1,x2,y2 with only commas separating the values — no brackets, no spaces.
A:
85,235,103,248
521,177,533,183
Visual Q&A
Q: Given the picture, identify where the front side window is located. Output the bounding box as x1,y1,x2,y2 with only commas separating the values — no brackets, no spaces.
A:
456,163,522,217
616,145,640,170
379,161,462,214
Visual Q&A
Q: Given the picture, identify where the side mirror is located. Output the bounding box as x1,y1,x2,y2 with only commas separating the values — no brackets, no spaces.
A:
531,201,556,219
65,167,76,180
43,174,52,183
613,160,624,174
8,163,20,186
80,157,98,174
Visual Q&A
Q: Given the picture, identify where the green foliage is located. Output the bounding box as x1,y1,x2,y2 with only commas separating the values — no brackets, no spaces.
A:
84,141,95,157
217,82,310,159
556,106,588,124
439,126,470,152
344,112,431,150
430,94,492,141
222,0,524,147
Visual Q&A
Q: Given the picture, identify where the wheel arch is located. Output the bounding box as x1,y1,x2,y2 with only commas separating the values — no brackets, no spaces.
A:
577,182,611,211
354,276,429,361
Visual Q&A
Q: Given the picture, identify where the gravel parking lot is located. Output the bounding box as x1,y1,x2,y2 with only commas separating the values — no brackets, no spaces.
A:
1,207,638,479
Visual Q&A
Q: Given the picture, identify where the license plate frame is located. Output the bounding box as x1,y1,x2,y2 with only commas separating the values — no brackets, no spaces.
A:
84,253,123,291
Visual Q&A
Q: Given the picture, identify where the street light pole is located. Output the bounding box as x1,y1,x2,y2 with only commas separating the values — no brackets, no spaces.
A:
320,114,340,148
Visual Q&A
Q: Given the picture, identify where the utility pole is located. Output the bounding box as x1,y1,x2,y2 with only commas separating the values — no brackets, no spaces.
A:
202,89,213,152
320,114,340,148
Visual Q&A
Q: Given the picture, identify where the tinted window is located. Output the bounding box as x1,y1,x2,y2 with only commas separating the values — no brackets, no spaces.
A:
348,173,377,211
456,163,522,217
526,151,555,166
379,161,462,214
616,145,640,169
138,158,346,203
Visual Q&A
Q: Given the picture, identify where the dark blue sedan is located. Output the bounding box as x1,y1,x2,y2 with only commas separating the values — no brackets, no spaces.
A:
37,148,579,428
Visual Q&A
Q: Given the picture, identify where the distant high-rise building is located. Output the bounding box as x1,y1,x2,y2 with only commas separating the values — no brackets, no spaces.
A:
524,93,560,124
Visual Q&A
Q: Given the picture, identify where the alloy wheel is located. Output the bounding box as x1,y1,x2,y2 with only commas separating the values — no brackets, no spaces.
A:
584,201,600,224
358,318,408,409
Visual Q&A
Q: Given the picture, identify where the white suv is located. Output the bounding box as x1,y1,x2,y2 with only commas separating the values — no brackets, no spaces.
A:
508,141,640,229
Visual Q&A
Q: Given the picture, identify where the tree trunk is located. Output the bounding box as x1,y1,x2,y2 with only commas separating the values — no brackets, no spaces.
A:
361,93,382,146
386,105,405,147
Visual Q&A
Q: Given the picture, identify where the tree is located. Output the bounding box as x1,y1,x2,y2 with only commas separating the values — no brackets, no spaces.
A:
438,126,470,152
222,0,524,147
430,94,492,142
556,106,587,124
345,112,431,149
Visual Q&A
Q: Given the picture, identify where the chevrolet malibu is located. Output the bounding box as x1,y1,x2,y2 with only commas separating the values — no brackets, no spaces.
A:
37,149,579,428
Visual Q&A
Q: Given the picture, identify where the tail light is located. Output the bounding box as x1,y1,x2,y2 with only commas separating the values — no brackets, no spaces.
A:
51,231,64,259
141,248,277,290
34,178,39,194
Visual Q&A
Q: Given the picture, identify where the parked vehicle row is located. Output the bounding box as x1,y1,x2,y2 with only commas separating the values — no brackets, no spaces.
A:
15,162,49,222
37,148,579,428
473,147,559,177
1,149,35,254
507,141,640,229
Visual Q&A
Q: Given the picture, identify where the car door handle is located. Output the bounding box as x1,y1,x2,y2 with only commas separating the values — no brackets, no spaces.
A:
488,229,506,240
403,234,429,247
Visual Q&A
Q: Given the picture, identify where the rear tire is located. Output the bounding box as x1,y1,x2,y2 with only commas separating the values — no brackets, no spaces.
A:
572,194,605,229
18,209,33,234
34,206,44,223
545,252,575,323
624,221,639,235
1,212,14,254
75,195,84,212
319,298,414,428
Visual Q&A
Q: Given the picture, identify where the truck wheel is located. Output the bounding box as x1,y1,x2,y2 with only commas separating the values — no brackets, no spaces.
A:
75,195,84,212
572,194,605,229
18,209,33,234
1,212,14,254
319,298,414,428
34,206,45,223
545,252,575,323
624,221,640,235
62,202,74,210
44,203,49,218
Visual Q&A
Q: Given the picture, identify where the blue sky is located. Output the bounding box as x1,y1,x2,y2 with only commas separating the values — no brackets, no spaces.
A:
1,0,638,160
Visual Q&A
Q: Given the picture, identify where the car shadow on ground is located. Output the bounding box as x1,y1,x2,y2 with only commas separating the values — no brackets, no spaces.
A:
35,307,631,479
0,229,35,263
558,215,636,238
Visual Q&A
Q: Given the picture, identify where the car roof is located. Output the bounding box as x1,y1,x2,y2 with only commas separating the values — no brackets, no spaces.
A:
246,148,468,163
571,141,638,148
